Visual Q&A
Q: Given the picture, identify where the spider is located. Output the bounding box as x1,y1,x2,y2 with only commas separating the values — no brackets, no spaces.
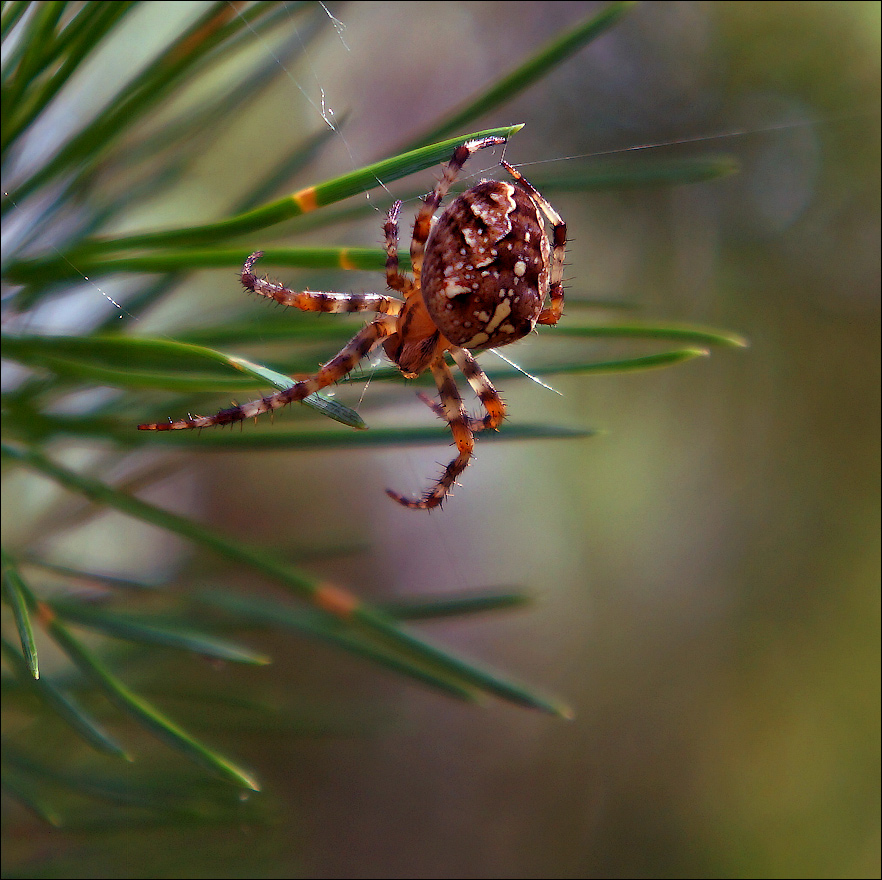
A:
138,136,567,509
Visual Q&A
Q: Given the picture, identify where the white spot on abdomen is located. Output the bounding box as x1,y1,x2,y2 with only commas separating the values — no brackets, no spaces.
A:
463,330,490,348
483,299,512,335
443,280,471,297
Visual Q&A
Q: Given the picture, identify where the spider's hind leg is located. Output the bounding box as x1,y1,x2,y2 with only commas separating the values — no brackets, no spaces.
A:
410,135,507,281
386,356,474,510
499,160,567,327
383,200,413,296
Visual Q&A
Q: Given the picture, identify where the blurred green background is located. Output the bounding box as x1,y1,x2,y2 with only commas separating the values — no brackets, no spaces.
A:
3,1,879,877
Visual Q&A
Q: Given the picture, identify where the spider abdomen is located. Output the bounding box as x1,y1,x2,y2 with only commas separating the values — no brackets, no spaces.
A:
421,181,550,351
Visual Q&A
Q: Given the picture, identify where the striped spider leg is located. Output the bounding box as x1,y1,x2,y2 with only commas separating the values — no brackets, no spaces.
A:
386,346,506,510
136,252,403,430
415,347,505,435
138,135,567,510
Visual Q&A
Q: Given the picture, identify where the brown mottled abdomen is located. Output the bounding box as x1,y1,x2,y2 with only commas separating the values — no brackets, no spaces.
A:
421,181,550,351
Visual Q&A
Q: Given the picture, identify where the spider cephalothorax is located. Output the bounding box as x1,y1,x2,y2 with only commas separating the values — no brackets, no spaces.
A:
138,136,567,509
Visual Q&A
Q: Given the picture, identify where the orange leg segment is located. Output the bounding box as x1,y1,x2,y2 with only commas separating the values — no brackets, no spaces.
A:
386,356,474,510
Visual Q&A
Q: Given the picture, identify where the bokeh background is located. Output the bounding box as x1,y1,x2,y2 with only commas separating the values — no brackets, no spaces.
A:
4,2,879,877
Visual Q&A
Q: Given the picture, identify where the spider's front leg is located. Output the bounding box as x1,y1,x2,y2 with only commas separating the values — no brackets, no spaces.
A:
138,316,397,431
386,356,474,511
417,347,506,433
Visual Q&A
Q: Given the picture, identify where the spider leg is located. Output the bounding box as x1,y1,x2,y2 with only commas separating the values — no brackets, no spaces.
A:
416,348,505,433
386,355,473,510
242,252,403,315
417,391,496,435
499,160,567,326
410,136,507,282
449,347,506,430
383,200,413,295
138,317,397,431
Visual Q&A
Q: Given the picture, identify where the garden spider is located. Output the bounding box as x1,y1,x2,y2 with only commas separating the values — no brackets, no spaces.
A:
138,136,567,509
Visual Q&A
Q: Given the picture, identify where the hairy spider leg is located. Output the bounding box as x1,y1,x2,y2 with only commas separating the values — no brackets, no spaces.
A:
416,347,506,434
409,136,507,283
383,200,414,296
499,160,568,326
138,317,398,431
386,356,473,510
450,347,506,430
242,251,403,315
